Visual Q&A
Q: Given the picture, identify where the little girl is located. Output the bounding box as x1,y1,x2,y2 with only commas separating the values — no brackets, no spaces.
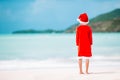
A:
76,13,93,74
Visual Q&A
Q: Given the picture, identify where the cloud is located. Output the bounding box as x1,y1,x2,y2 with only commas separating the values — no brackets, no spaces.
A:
30,0,57,13
30,0,46,15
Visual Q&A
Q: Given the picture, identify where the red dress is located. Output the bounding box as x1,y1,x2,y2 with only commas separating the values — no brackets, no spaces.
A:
76,25,92,57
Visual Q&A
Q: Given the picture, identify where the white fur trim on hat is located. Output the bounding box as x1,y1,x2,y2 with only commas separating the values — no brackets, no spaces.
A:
77,19,89,25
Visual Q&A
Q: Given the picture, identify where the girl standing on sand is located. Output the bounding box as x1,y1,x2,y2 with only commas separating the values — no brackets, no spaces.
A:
76,13,93,74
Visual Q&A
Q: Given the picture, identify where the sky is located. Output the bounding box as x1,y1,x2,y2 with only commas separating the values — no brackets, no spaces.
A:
0,0,120,34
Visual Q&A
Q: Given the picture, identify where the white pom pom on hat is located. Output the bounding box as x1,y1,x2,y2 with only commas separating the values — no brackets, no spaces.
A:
77,13,89,25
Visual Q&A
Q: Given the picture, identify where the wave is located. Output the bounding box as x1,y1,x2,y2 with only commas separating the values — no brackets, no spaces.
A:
0,56,120,70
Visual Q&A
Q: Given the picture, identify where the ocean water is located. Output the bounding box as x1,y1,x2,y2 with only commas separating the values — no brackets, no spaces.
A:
0,33,120,70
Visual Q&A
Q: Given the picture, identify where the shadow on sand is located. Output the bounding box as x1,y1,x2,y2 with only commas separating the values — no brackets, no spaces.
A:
90,71,117,74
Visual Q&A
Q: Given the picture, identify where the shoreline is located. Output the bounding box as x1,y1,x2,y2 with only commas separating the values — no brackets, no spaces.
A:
0,56,120,80
0,56,120,70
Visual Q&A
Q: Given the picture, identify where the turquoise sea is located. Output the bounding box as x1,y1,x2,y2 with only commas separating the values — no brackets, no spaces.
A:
0,33,120,69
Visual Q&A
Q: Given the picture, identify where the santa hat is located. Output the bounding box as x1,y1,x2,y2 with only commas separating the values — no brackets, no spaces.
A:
77,13,89,25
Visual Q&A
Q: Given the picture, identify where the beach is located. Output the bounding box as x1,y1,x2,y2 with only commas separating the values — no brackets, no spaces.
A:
0,33,120,80
0,58,120,80
0,65,120,80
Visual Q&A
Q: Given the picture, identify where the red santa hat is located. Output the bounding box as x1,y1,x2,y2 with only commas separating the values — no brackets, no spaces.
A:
77,13,89,25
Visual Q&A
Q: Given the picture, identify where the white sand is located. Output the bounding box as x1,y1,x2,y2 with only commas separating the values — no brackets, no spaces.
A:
0,66,120,80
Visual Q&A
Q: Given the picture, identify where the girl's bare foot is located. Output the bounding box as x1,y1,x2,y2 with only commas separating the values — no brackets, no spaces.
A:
80,72,84,74
86,72,90,74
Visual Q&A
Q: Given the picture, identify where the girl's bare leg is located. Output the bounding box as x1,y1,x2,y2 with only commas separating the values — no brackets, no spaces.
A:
86,59,89,74
78,59,84,74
